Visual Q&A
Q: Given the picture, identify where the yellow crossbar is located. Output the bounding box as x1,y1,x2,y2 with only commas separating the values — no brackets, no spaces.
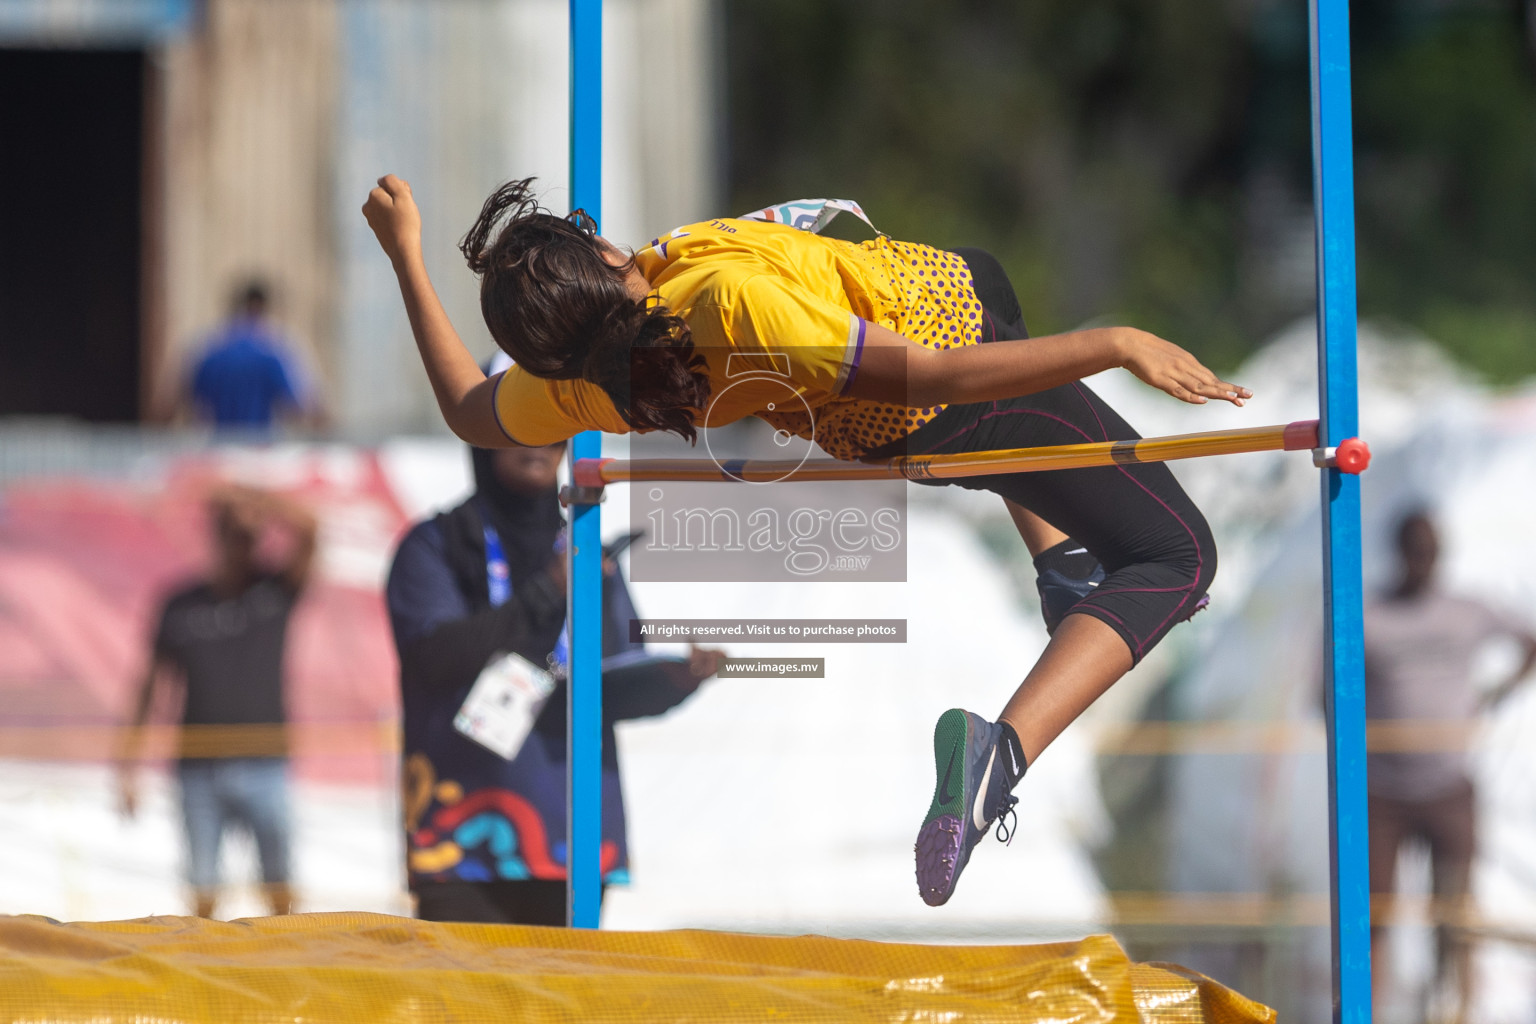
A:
573,418,1369,487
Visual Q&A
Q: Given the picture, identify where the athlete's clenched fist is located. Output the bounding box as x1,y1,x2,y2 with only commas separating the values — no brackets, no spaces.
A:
363,174,423,267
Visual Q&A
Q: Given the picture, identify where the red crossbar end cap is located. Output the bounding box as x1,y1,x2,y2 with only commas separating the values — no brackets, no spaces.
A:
1282,419,1320,451
1335,437,1371,475
572,458,612,489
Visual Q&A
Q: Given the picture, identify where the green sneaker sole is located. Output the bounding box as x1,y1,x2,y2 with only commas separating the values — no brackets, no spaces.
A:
923,708,973,824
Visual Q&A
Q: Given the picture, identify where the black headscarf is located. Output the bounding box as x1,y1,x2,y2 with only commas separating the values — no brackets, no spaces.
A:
437,446,566,612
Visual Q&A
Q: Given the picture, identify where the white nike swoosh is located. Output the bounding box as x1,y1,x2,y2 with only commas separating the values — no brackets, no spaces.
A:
972,751,996,830
1064,548,1088,555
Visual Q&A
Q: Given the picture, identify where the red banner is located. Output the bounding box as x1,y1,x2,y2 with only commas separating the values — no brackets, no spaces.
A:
0,446,417,783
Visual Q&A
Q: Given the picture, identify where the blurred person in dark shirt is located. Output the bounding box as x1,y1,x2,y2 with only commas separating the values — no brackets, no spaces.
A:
182,280,325,431
118,485,318,918
386,433,721,925
1365,509,1536,1017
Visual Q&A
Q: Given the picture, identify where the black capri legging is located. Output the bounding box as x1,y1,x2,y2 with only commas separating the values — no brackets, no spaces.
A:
869,247,1217,664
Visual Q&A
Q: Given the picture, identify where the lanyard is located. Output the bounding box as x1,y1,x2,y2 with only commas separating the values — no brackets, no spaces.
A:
483,522,512,607
484,520,571,671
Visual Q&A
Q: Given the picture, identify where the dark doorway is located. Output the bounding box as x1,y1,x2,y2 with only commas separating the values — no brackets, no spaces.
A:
0,48,144,421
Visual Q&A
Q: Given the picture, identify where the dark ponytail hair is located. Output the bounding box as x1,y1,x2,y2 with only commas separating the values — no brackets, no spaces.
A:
460,178,711,442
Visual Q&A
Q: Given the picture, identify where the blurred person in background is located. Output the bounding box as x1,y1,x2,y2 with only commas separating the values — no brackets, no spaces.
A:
1365,509,1536,1018
181,280,326,432
117,485,319,918
386,415,721,925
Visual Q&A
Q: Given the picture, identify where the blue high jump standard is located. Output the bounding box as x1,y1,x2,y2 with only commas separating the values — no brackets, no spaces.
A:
1309,0,1371,1021
566,0,604,930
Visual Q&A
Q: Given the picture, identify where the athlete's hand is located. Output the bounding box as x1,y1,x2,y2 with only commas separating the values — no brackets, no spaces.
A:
1119,330,1250,407
363,174,423,267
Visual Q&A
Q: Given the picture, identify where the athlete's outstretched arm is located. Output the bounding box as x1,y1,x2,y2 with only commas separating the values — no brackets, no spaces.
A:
848,321,1250,409
363,174,510,448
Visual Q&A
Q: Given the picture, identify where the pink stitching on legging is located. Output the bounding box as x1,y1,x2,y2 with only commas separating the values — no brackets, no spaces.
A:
1077,604,1130,629
1064,381,1207,652
1072,381,1113,443
926,395,1209,658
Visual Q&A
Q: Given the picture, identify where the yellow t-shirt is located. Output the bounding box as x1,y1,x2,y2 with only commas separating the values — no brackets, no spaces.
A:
492,217,985,460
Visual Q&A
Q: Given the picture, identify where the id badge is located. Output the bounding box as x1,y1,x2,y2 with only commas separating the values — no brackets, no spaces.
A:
453,652,557,760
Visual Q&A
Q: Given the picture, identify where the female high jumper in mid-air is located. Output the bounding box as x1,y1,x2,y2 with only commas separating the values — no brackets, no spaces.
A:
363,174,1248,906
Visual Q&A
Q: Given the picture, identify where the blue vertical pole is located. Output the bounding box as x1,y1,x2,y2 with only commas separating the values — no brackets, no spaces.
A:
567,0,604,930
1308,0,1370,1020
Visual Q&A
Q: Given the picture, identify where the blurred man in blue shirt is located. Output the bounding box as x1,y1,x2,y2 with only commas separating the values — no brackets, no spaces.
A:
186,281,319,431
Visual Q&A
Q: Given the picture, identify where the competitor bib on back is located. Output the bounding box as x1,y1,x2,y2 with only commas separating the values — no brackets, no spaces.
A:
737,198,881,236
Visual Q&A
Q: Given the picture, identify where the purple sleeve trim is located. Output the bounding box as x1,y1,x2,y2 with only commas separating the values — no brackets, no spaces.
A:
490,371,522,445
842,317,867,395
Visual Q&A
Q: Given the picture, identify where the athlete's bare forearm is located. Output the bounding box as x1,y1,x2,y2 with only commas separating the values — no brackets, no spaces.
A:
391,255,503,443
849,321,1248,409
912,328,1126,407
365,175,507,448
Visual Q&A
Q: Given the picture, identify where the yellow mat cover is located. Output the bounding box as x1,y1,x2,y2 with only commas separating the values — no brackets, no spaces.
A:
0,912,1274,1022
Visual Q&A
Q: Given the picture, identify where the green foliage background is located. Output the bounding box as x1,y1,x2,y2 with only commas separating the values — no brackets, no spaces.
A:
724,0,1536,381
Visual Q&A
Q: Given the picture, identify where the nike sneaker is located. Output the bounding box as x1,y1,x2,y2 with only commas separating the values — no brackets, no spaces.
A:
1184,593,1211,622
914,708,1023,907
1036,562,1105,634
1032,541,1104,635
